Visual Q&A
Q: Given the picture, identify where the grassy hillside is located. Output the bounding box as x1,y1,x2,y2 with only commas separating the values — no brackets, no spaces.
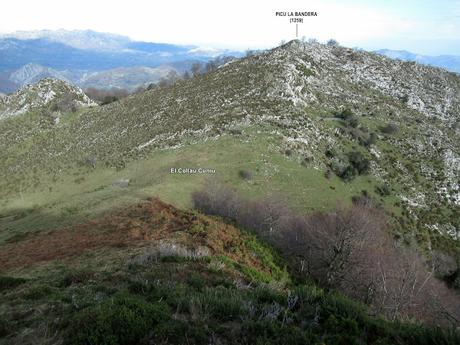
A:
0,125,380,245
0,41,458,250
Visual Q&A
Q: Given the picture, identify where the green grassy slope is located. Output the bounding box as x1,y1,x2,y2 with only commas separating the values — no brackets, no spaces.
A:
0,125,381,246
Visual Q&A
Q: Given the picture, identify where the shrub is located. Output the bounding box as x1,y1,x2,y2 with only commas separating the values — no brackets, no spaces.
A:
84,155,97,169
50,93,78,112
335,108,354,121
330,158,349,176
239,169,253,181
341,164,358,181
348,151,370,175
334,108,360,128
252,286,286,305
359,132,377,147
23,284,53,300
85,87,129,104
327,39,339,47
330,158,359,181
325,147,337,158
0,316,9,337
347,116,359,128
188,273,206,291
68,293,169,345
0,275,27,291
380,123,399,134
242,320,313,344
301,155,313,167
400,94,409,103
58,269,93,287
375,184,391,196
204,288,245,321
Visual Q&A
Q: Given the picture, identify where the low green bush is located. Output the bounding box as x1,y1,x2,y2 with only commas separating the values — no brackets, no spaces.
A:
376,183,391,196
0,316,9,337
67,293,169,345
239,169,253,180
0,275,27,291
380,123,399,134
202,287,245,321
23,284,53,300
348,150,370,175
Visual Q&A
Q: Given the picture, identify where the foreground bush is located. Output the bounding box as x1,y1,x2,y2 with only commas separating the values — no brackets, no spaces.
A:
63,278,460,345
67,293,169,345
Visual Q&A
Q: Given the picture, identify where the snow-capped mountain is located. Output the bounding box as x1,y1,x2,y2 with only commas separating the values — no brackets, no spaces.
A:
0,30,243,93
0,29,131,51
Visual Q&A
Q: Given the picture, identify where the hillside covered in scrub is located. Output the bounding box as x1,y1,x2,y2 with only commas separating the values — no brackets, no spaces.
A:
0,39,459,343
1,198,459,345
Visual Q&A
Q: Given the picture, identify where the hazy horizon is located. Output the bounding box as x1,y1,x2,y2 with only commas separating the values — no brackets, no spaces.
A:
1,0,459,55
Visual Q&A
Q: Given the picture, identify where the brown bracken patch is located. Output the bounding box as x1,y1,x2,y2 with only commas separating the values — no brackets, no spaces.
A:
0,198,269,274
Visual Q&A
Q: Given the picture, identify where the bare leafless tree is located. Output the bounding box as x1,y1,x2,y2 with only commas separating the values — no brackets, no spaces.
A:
192,182,460,326
191,63,201,78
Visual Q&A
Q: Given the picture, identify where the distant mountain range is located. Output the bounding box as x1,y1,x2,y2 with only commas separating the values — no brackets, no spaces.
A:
6,63,190,92
375,49,460,74
0,30,241,92
1,30,459,94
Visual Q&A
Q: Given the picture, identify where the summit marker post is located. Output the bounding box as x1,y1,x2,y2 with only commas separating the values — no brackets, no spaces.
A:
275,11,318,39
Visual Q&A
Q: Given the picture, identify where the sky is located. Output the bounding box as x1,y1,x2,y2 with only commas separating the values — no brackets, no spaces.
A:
1,0,459,55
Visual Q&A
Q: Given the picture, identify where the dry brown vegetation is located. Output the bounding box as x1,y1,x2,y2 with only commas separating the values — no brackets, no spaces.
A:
0,198,278,280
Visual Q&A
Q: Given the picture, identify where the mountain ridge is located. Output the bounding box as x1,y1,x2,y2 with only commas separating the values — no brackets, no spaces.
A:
375,48,460,74
0,39,458,267
7,63,183,91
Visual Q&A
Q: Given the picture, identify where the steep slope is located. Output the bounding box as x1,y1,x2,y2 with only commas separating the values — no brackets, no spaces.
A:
0,40,459,268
